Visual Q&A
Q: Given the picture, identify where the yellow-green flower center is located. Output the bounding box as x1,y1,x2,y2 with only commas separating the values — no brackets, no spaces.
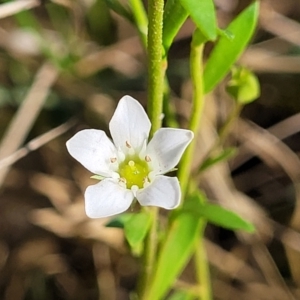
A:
118,156,150,189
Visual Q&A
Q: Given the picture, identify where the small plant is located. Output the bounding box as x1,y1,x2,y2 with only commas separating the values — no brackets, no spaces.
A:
66,0,260,299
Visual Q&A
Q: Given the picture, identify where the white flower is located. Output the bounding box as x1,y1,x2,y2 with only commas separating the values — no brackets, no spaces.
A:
66,95,194,218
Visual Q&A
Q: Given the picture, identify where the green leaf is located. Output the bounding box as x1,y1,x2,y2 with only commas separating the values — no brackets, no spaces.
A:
168,290,195,300
124,212,152,250
104,0,133,22
86,0,118,45
226,66,260,104
184,200,255,232
192,28,209,47
105,213,133,228
200,147,237,172
179,0,217,41
145,194,204,299
163,0,188,52
204,1,259,93
217,28,235,41
201,204,255,232
14,9,41,32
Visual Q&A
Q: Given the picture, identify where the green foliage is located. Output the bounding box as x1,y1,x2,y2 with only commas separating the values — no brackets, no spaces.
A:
145,190,252,298
163,0,188,52
124,211,152,254
0,0,263,297
179,0,217,41
192,28,209,47
145,193,204,299
204,1,259,93
199,204,255,232
14,9,41,32
106,211,152,255
163,0,217,53
200,147,237,172
168,291,196,300
226,66,260,104
103,0,133,23
46,3,72,38
105,213,133,228
217,28,235,41
183,193,255,232
87,0,117,45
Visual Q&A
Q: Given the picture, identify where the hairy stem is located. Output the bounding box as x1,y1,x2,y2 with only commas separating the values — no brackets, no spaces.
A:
139,0,165,298
147,0,165,136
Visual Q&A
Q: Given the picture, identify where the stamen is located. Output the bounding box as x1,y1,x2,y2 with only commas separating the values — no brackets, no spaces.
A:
143,177,150,188
118,177,126,188
118,156,150,189
145,155,151,162
119,177,126,184
126,141,131,148
110,157,117,163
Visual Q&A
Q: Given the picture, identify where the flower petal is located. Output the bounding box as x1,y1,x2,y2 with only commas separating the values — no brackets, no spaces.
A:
66,129,116,176
85,179,134,218
136,175,181,209
146,128,194,174
109,95,151,152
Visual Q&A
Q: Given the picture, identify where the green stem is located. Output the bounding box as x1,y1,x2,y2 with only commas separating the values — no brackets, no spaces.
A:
218,103,242,146
178,34,205,197
189,184,211,299
139,1,165,298
129,0,148,46
195,221,212,300
199,102,242,170
130,0,177,130
139,206,158,298
147,0,165,135
177,32,212,299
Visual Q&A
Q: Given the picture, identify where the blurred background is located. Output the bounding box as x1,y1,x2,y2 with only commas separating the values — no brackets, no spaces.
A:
1,0,300,299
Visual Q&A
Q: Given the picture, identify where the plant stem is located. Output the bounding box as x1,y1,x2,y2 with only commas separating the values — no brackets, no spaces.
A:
195,221,212,300
130,0,177,130
129,0,148,46
139,206,158,299
218,102,242,146
177,32,212,299
147,0,165,136
178,34,205,197
199,102,242,170
139,0,165,298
